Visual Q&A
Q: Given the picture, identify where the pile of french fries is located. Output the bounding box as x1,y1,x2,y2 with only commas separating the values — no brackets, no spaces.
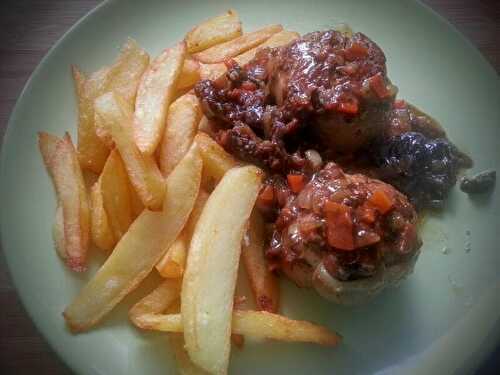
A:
38,10,340,374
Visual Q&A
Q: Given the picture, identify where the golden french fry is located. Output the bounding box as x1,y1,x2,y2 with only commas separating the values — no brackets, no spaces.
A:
53,205,67,259
129,278,182,326
129,185,144,218
182,165,262,374
43,133,90,271
100,150,133,240
192,24,283,64
134,43,187,155
169,334,211,375
159,93,202,176
38,132,59,176
177,59,201,91
185,10,242,54
197,116,217,137
90,180,116,251
135,310,341,346
242,210,280,313
156,233,188,278
73,66,110,173
199,62,227,81
234,30,300,66
194,132,239,190
94,39,150,148
63,144,202,332
94,92,165,210
156,189,209,278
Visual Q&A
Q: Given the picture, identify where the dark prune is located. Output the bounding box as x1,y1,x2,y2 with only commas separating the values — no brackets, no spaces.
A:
460,170,496,194
375,132,466,209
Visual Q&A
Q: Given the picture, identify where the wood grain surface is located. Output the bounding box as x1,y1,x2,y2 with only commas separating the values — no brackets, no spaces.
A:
0,1,498,374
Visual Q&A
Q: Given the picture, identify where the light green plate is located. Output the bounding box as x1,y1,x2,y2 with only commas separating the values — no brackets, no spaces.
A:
1,0,499,374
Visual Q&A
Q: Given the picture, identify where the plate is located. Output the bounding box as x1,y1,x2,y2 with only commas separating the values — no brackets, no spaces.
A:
1,0,500,374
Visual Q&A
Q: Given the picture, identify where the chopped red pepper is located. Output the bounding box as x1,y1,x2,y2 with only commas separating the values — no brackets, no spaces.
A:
324,201,355,250
368,73,390,99
368,189,394,214
344,42,368,61
287,174,306,193
338,101,359,114
358,206,376,224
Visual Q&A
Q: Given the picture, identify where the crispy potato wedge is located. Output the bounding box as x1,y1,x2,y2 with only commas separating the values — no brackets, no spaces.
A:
234,30,300,66
63,145,202,331
100,150,133,240
129,278,182,326
181,165,262,374
47,133,90,271
242,210,280,313
53,205,67,259
192,24,283,64
156,189,209,278
135,310,341,346
134,43,186,155
185,10,242,54
94,92,165,210
156,233,188,278
159,93,202,176
194,132,239,190
90,180,116,251
177,59,201,91
73,66,110,173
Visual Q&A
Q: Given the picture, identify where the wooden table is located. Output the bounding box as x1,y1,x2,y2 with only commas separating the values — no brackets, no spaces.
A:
0,1,498,374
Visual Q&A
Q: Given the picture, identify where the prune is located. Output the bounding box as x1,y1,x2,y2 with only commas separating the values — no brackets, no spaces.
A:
375,132,466,209
460,170,496,194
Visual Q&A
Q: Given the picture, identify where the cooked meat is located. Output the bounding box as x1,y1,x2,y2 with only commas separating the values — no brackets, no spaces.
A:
195,30,397,173
374,132,471,209
265,163,421,303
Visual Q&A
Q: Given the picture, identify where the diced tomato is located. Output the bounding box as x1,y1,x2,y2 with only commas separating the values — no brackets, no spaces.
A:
338,101,359,114
368,189,394,214
287,174,305,193
355,230,381,248
324,201,355,250
368,73,390,99
394,99,407,109
344,42,368,60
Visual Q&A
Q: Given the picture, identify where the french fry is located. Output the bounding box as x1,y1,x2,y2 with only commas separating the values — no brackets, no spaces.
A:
197,116,217,137
94,92,165,210
155,233,188,278
186,10,242,53
73,66,110,173
40,133,90,271
159,93,202,176
169,334,211,375
130,185,145,218
234,30,300,66
53,205,67,259
242,210,280,313
182,165,262,374
199,62,227,81
134,43,186,155
94,39,150,148
63,144,202,332
90,180,115,251
177,59,201,91
194,132,239,190
100,150,133,240
156,189,209,278
192,24,283,64
135,310,341,346
129,278,182,326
